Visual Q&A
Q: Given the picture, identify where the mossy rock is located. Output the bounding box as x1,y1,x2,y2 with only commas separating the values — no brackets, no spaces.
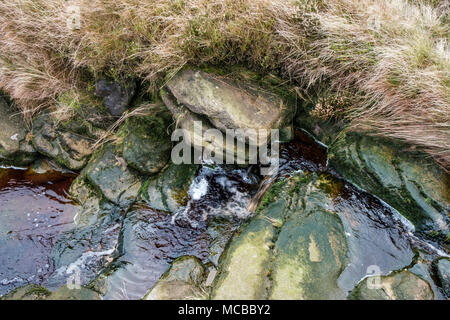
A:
329,133,449,244
121,108,172,174
1,284,51,300
82,144,142,207
0,97,36,166
212,171,418,299
349,270,434,300
47,285,101,300
144,256,206,300
141,161,199,213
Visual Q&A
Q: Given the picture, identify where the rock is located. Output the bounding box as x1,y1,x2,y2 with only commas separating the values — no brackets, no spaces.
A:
329,133,449,243
141,161,198,213
0,97,36,166
166,70,294,145
161,88,246,163
436,258,450,297
82,144,142,207
207,217,241,266
95,79,136,116
350,270,434,300
31,113,96,170
0,283,100,300
407,258,445,299
47,285,101,300
144,256,206,300
0,284,51,300
87,204,212,300
46,177,122,290
163,69,295,164
211,171,417,299
121,108,172,174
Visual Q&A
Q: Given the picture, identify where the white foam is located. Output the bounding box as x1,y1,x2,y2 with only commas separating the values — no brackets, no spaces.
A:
189,178,208,200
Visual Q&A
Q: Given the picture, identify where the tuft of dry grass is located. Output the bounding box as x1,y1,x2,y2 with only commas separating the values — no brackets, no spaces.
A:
0,0,448,168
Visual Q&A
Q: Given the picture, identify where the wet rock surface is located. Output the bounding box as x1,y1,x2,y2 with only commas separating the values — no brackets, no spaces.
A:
44,173,123,291
435,258,450,296
1,72,449,301
0,97,36,166
350,270,434,300
144,256,206,300
87,165,257,300
211,171,439,299
329,133,449,246
142,162,199,213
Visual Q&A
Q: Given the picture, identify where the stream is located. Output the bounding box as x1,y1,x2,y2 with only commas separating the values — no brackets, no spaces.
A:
0,130,447,299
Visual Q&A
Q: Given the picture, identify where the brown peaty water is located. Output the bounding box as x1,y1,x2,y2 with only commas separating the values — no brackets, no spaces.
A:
0,166,77,296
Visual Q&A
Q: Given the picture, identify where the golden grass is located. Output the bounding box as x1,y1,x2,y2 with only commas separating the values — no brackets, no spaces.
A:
0,0,448,168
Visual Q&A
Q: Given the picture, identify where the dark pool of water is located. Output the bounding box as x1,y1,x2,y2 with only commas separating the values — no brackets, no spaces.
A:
0,167,77,296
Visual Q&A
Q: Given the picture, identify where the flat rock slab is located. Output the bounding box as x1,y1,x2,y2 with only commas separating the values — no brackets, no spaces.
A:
436,258,450,297
329,133,449,244
144,256,206,300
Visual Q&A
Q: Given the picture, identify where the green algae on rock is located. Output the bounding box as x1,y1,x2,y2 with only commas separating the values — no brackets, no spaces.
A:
141,161,198,213
47,285,101,300
0,97,36,166
0,284,51,300
212,171,420,299
329,133,449,244
121,109,173,175
144,256,206,300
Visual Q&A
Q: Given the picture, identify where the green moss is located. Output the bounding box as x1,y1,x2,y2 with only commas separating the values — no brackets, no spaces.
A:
256,179,286,213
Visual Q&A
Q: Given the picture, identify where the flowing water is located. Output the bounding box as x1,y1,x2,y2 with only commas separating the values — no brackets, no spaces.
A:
95,165,260,300
0,130,447,299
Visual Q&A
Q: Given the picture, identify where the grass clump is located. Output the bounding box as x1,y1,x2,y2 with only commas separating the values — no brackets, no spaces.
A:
0,0,448,168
